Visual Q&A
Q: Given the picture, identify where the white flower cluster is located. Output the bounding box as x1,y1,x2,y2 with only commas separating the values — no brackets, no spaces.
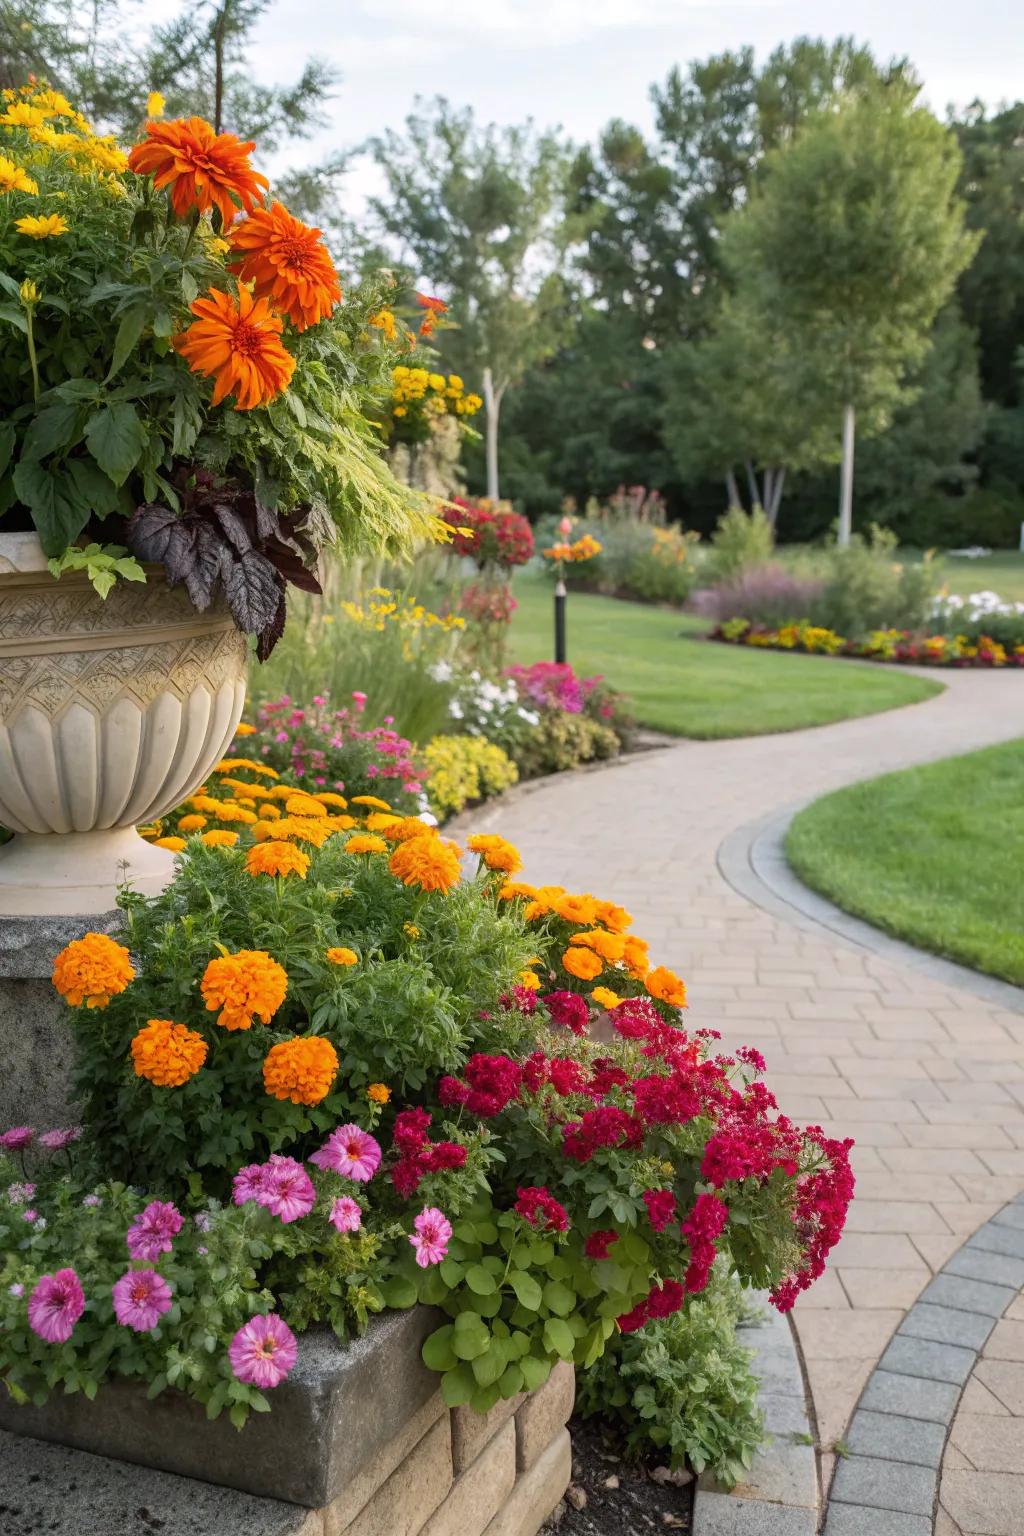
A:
932,590,1024,622
431,664,540,739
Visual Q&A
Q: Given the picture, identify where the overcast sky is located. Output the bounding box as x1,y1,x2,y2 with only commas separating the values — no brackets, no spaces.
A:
239,0,1019,208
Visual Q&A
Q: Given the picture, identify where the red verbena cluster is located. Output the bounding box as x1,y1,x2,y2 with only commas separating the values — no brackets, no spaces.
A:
514,1185,569,1233
444,499,534,570
389,1108,467,1198
542,991,589,1035
770,1128,855,1312
439,1054,523,1117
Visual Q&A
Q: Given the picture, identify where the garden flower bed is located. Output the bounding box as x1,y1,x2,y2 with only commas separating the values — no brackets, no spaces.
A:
712,617,1024,667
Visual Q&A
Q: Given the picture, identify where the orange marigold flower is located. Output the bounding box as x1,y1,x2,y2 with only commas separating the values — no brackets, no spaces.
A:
201,829,238,847
570,928,626,964
345,834,388,855
561,946,603,982
594,900,633,933
389,836,461,894
326,813,357,831
520,969,541,991
276,816,333,846
201,949,288,1031
623,935,650,977
127,116,268,226
211,801,258,824
499,881,537,901
228,201,341,331
415,292,448,314
367,1082,391,1104
590,987,623,1011
351,795,392,811
314,791,348,810
284,792,328,819
174,285,295,411
154,835,187,851
365,811,403,833
131,1018,208,1087
177,814,208,833
326,946,358,966
52,933,134,1009
263,1035,339,1105
216,758,279,777
245,841,310,879
553,893,599,926
386,817,437,843
233,721,257,736
467,833,523,875
645,966,687,1009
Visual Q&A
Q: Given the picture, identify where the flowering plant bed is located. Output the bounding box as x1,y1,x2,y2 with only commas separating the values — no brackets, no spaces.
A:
0,805,853,1432
713,617,1024,667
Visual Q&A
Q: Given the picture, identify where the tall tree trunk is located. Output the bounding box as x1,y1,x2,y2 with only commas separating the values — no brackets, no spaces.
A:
768,466,786,526
724,469,741,508
762,468,775,516
482,367,503,502
744,459,759,508
838,403,855,547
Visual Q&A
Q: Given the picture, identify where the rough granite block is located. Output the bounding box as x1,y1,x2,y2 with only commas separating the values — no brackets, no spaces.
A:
419,1419,515,1536
845,1409,946,1468
335,1413,452,1536
0,1427,322,1536
830,1454,935,1516
514,1362,575,1473
823,1506,931,1536
944,1248,1024,1289
0,1308,442,1508
692,1491,816,1535
878,1335,976,1386
481,1427,571,1536
898,1303,994,1351
919,1273,1015,1318
858,1372,960,1424
967,1225,1024,1260
451,1393,523,1474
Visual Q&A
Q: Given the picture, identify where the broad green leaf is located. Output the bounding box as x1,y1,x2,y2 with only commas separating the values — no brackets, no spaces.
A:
498,1363,524,1399
377,1277,417,1309
108,307,149,380
465,1264,497,1297
519,1355,552,1392
542,1318,575,1359
12,459,89,555
542,1280,576,1317
470,1381,502,1414
451,1311,489,1361
471,1346,506,1388
509,1271,543,1311
440,1364,476,1407
422,1325,458,1374
84,401,146,486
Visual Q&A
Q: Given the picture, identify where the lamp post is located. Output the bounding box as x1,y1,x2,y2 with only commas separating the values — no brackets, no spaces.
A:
542,518,602,667
554,575,567,664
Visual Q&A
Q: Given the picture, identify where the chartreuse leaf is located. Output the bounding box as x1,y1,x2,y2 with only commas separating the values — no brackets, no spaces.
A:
519,1356,552,1392
378,1277,417,1309
542,1281,576,1317
471,1345,507,1388
451,1312,490,1361
465,1264,497,1297
509,1271,543,1311
471,1382,501,1414
543,1318,575,1359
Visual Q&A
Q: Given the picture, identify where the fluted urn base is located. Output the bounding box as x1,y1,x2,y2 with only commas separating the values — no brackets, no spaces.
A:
0,829,175,916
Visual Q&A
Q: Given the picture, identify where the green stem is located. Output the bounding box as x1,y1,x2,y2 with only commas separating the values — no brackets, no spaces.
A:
25,310,39,404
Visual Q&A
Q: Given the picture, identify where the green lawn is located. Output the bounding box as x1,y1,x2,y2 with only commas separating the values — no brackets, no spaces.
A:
508,572,942,739
787,740,1024,986
909,550,1024,604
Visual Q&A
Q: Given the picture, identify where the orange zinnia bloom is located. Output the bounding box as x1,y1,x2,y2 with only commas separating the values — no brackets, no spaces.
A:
228,202,341,331
415,292,448,313
173,286,295,410
128,116,268,226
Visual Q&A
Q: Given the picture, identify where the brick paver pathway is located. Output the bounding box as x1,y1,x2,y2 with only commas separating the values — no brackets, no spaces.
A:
941,1290,1024,1535
462,667,1024,1519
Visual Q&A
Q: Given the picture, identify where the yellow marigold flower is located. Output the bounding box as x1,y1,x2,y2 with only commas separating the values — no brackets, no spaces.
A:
19,278,39,307
131,1018,207,1087
201,829,238,847
0,153,38,195
217,777,272,798
369,308,397,340
386,817,436,843
326,946,358,966
326,813,357,831
351,795,392,811
595,900,633,933
590,987,622,1011
251,819,280,841
245,841,310,879
520,969,541,991
236,796,256,809
281,816,334,847
146,91,166,118
216,757,279,778
467,834,523,875
367,1082,391,1104
189,794,227,813
365,811,403,833
345,834,388,855
260,802,282,820
263,1036,339,1106
499,881,538,901
212,801,258,824
268,784,298,801
285,792,328,819
389,836,461,894
553,893,599,926
570,928,626,964
153,835,187,852
645,966,687,1009
233,721,257,736
15,213,68,239
52,933,134,1009
403,922,420,940
315,791,348,810
1,102,46,130
201,949,288,1032
178,814,207,833
561,946,603,982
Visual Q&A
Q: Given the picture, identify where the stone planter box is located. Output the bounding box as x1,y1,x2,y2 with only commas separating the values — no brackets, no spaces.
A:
0,1306,574,1536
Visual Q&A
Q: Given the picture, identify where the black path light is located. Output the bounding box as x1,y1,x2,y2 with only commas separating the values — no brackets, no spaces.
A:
542,517,602,666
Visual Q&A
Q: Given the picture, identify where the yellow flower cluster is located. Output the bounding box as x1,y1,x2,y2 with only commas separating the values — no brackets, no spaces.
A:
543,535,603,564
423,735,519,818
390,365,482,420
0,83,128,205
339,587,465,636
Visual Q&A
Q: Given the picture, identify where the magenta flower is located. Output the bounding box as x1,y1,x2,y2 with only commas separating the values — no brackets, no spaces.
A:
0,1127,34,1153
329,1196,362,1234
38,1128,82,1152
409,1207,452,1268
310,1125,381,1183
22,1208,39,1223
27,1268,84,1344
229,1313,298,1389
112,1269,173,1332
126,1200,183,1261
232,1162,267,1205
261,1156,315,1223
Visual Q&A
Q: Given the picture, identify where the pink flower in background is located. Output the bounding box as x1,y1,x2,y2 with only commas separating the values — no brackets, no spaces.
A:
38,1128,82,1152
310,1125,381,1182
329,1196,362,1233
233,1163,267,1205
351,691,367,712
6,1182,35,1205
229,1313,297,1388
126,1200,183,1261
0,1127,35,1153
261,1156,315,1223
409,1207,452,1268
112,1268,172,1332
22,1208,39,1223
27,1268,84,1344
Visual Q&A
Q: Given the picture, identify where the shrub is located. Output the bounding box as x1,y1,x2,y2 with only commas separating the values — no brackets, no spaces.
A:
816,527,937,636
513,712,621,777
693,564,827,629
423,735,520,817
705,506,775,584
535,511,697,607
576,1263,763,1487
505,662,634,773
443,498,534,569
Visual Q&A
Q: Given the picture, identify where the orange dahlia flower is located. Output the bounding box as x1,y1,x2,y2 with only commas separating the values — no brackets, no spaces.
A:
389,836,461,894
228,202,341,331
201,949,288,1031
52,933,134,1008
131,1018,208,1087
263,1035,339,1106
367,1082,391,1104
174,285,295,410
245,841,310,879
128,116,268,226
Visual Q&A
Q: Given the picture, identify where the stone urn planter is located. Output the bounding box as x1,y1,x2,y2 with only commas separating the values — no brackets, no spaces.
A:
0,531,248,916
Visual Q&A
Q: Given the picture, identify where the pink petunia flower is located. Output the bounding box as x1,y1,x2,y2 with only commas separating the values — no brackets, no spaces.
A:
112,1268,173,1332
126,1200,183,1261
0,1127,34,1153
229,1313,298,1389
27,1268,85,1344
260,1156,315,1223
38,1128,82,1152
310,1125,382,1183
329,1196,362,1234
232,1162,268,1205
409,1207,452,1268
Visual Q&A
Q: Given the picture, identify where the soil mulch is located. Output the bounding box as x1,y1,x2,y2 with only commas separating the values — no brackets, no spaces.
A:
542,1415,693,1536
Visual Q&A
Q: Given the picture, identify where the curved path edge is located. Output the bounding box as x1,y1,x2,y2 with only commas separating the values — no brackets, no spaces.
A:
717,803,1024,1018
